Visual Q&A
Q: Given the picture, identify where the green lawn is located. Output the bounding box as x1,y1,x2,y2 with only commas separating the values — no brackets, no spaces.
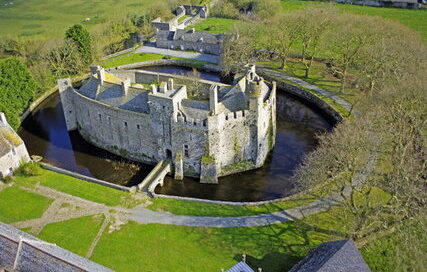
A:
361,218,427,272
281,0,427,41
13,167,138,207
0,186,52,223
102,52,182,68
147,195,316,217
191,17,239,34
39,214,105,256
0,0,156,39
91,219,329,272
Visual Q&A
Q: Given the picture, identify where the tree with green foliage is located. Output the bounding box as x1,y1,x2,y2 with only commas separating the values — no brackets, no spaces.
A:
65,24,92,65
0,58,37,129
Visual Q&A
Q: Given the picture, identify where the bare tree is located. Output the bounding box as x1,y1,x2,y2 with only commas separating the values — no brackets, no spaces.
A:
298,6,336,78
326,15,376,93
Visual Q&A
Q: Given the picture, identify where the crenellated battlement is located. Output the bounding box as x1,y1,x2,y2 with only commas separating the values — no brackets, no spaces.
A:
59,65,276,184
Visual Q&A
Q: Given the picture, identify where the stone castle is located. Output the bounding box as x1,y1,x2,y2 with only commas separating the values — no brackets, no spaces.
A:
59,66,276,183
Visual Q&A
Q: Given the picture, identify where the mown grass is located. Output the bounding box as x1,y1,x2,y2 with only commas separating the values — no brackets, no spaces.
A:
191,17,239,34
13,167,138,207
92,188,392,272
281,0,427,41
91,219,328,272
102,52,182,68
0,185,53,223
361,217,427,272
147,196,316,217
0,0,156,39
38,214,105,256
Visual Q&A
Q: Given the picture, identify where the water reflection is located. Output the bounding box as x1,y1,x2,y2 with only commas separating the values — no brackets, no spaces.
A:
19,94,153,186
156,92,332,201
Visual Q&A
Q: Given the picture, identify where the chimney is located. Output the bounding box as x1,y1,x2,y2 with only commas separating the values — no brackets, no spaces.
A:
151,84,158,94
167,78,174,91
0,112,7,125
159,82,168,94
121,78,131,96
97,67,106,85
209,85,218,115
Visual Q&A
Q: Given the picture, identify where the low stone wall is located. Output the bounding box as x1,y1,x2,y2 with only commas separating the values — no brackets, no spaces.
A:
115,59,221,73
0,222,113,272
40,162,134,192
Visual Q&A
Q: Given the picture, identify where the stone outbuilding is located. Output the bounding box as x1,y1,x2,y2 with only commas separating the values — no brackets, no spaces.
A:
0,113,30,178
156,29,224,55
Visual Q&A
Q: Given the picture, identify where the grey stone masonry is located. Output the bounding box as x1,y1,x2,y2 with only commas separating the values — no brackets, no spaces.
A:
0,222,113,272
156,29,224,55
0,112,30,178
59,65,276,184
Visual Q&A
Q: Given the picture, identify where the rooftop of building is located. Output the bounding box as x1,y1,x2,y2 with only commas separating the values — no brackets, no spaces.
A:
289,239,371,272
76,67,272,120
157,29,224,44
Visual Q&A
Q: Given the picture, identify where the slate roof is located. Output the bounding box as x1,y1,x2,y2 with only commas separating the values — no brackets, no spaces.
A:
0,121,23,157
78,77,150,114
289,240,371,272
225,261,255,272
157,30,224,44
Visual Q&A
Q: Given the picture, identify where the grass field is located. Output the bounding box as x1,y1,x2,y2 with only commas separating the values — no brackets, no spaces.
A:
281,0,427,41
0,185,52,223
147,195,316,217
102,52,182,68
191,17,239,34
13,167,139,207
1,168,421,272
0,0,156,39
38,214,105,256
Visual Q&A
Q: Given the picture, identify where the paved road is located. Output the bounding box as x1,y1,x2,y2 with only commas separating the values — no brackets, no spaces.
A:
129,194,342,228
135,45,219,64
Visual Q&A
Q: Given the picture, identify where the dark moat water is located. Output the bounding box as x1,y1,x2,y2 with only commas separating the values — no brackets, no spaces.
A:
18,94,154,187
19,67,333,201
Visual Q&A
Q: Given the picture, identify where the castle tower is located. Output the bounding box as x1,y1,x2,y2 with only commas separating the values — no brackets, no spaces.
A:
58,78,77,131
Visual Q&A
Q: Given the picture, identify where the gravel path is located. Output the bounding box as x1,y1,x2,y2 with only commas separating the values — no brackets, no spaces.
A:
129,194,342,228
257,67,353,112
135,45,219,64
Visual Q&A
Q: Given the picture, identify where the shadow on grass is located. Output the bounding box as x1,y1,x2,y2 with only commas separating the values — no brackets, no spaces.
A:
211,204,350,272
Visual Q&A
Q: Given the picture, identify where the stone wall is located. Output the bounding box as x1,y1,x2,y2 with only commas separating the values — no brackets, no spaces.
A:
0,222,113,272
61,67,276,183
0,113,30,178
156,39,222,55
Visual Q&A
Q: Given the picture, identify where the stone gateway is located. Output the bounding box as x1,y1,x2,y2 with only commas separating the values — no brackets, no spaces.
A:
59,66,276,183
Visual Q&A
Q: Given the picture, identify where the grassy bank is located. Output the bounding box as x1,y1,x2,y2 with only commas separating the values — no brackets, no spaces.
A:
13,166,140,207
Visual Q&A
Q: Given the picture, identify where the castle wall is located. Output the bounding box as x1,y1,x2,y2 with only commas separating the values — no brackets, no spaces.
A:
72,90,159,164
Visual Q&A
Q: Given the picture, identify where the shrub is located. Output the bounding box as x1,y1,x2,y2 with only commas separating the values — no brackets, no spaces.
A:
16,162,42,177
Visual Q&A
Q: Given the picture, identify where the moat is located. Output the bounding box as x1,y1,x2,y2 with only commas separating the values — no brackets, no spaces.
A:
19,66,333,202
